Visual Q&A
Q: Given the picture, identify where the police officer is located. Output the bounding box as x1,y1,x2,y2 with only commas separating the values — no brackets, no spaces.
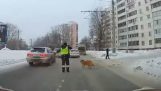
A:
59,43,71,72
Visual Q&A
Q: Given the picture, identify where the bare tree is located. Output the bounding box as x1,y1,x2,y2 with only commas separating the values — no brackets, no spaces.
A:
6,23,19,40
89,8,104,51
5,23,28,50
80,36,91,50
33,27,62,49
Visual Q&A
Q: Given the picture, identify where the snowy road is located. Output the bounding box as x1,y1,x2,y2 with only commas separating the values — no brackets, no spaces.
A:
0,56,139,91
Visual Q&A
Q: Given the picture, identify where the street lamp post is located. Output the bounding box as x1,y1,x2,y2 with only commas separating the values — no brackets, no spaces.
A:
111,0,116,53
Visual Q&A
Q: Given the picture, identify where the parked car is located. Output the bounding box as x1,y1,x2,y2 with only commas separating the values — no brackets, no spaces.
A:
53,48,61,58
26,47,56,66
70,49,80,58
78,46,86,55
53,48,60,53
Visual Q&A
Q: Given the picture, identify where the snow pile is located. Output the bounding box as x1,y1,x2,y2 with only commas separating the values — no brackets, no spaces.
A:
1,47,11,51
0,50,28,66
132,57,161,78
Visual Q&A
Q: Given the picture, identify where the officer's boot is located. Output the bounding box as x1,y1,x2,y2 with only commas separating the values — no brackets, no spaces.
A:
62,67,65,72
66,67,70,72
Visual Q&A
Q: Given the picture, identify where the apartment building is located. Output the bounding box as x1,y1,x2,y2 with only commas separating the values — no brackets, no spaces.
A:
58,21,78,49
151,0,161,48
69,21,78,48
115,0,161,50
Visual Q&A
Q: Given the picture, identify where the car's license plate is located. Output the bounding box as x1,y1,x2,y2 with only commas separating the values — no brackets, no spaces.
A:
33,56,40,59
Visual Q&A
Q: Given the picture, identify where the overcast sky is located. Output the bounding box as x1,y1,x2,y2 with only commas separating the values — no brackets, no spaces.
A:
0,0,109,44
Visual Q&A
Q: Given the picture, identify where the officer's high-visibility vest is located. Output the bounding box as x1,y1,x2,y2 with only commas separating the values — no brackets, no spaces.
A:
60,47,69,55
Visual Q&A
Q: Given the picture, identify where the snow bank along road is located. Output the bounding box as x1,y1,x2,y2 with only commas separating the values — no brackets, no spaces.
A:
0,50,28,73
87,49,161,89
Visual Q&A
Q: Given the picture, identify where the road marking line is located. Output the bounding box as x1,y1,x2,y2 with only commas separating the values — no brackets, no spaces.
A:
56,88,60,91
58,85,62,88
61,80,65,83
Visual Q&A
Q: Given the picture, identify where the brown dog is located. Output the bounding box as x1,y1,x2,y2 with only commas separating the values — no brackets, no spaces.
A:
80,60,95,69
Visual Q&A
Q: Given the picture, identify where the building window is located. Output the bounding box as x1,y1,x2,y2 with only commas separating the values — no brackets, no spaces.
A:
128,33,139,38
128,41,139,46
151,1,161,9
118,28,127,33
118,8,125,14
149,40,152,45
118,15,126,21
154,19,161,27
146,6,149,11
141,25,144,29
138,2,141,6
148,23,151,28
142,33,144,37
149,32,152,36
128,25,138,31
120,42,127,47
147,14,150,19
155,28,161,34
119,35,127,40
128,4,135,9
140,17,143,21
142,41,145,46
118,22,126,28
128,18,137,24
127,10,137,17
155,38,161,43
152,10,161,18
145,0,148,4
117,2,125,9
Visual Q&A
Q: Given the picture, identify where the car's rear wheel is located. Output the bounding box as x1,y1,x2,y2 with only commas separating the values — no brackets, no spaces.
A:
29,62,34,66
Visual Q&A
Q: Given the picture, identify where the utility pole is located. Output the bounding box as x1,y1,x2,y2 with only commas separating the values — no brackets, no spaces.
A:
111,0,116,53
30,39,32,48
17,30,20,50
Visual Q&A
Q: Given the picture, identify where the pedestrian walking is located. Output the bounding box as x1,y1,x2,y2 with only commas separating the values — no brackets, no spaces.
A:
106,48,110,59
58,43,72,72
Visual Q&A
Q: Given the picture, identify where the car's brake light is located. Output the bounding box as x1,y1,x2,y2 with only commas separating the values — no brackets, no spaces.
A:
27,53,33,57
39,53,48,57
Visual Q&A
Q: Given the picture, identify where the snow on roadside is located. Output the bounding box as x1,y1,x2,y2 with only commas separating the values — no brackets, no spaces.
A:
87,49,161,87
87,50,135,59
0,50,28,67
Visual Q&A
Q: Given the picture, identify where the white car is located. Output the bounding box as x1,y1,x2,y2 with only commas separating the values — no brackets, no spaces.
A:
26,47,56,66
70,49,80,58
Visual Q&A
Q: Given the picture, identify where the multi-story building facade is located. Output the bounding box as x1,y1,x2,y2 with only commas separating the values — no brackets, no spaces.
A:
115,0,161,50
69,21,78,48
58,21,78,49
151,0,161,48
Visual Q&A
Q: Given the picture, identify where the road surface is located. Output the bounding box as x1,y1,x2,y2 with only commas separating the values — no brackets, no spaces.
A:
0,55,139,91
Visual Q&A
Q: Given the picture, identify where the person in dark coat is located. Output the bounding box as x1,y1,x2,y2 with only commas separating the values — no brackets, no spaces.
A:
106,48,110,59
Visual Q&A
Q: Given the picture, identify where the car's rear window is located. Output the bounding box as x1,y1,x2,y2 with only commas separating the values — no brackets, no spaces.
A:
31,48,45,53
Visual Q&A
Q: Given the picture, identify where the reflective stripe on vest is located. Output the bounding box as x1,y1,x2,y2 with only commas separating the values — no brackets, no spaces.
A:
60,47,69,55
